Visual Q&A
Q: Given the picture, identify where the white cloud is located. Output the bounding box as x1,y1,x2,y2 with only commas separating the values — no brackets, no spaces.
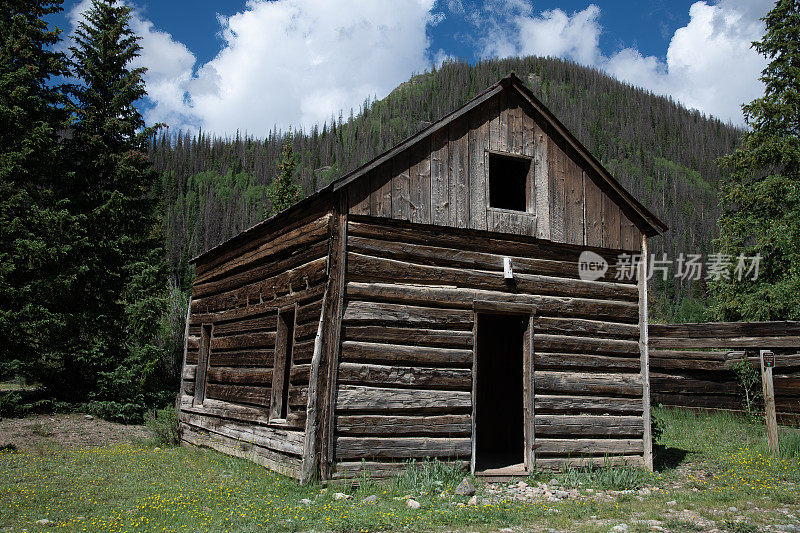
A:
67,0,436,134
478,0,771,125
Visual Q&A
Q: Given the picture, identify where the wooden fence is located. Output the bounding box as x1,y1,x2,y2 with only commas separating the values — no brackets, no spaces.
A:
648,321,800,423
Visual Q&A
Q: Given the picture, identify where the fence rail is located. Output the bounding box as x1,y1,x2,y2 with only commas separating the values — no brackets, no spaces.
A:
648,321,800,423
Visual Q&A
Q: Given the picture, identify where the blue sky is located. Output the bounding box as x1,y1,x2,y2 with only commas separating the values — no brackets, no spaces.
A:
54,0,772,135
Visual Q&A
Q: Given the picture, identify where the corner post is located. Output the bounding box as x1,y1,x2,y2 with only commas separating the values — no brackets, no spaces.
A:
639,234,653,470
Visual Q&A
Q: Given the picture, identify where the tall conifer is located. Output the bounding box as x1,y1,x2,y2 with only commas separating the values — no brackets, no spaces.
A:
712,0,800,320
0,1,79,389
67,0,168,412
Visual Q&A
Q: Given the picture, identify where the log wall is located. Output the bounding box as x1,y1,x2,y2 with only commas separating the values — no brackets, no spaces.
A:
346,89,643,250
331,216,646,477
649,322,800,423
179,206,333,478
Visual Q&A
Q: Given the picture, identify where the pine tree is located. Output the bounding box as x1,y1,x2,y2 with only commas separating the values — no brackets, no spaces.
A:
711,0,800,320
67,0,169,414
0,1,79,390
265,130,301,217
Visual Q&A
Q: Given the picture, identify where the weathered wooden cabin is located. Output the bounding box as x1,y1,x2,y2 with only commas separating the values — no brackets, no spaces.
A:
178,73,667,482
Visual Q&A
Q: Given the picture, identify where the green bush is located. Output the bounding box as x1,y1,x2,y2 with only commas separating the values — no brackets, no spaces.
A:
86,401,147,424
145,407,180,446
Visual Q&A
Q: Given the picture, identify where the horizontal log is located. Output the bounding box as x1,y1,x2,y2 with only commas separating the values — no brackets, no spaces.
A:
332,460,469,479
291,340,315,364
535,415,644,437
191,284,326,325
212,331,275,351
535,438,644,457
209,349,272,367
347,252,638,302
347,234,632,284
194,239,328,298
336,385,472,412
182,364,197,381
181,412,304,456
534,455,644,470
211,314,277,336
207,366,271,386
336,414,472,436
340,341,472,367
649,321,800,339
289,364,311,385
178,395,304,428
535,394,643,414
338,362,471,390
193,257,328,314
342,300,474,329
342,325,474,348
195,213,330,284
649,335,800,350
534,353,641,371
345,282,639,323
336,436,471,460
347,219,626,270
650,358,726,371
206,383,269,407
651,393,744,410
535,371,642,397
534,334,640,356
648,349,728,361
649,373,737,395
181,423,300,479
183,380,195,395
534,316,639,340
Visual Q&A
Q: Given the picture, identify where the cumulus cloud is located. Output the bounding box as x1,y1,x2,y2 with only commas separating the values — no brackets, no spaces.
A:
67,0,436,134
478,0,771,125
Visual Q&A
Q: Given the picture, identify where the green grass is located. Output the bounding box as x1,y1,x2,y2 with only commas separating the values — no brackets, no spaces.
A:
1,407,798,532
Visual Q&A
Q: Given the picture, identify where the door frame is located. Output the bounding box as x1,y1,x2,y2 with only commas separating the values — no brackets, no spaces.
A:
471,301,536,475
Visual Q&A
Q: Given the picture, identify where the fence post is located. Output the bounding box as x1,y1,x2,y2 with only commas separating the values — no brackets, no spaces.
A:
759,349,779,455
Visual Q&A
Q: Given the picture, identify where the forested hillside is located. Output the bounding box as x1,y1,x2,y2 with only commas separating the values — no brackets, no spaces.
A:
149,57,743,321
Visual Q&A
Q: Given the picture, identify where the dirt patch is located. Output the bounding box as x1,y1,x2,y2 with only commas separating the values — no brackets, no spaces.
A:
0,413,150,450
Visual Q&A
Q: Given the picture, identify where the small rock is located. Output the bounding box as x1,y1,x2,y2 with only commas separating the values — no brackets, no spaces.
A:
548,478,559,485
586,488,595,493
554,490,570,499
666,500,677,506
300,498,312,505
36,519,52,525
499,529,514,533
153,447,160,452
468,495,478,506
83,414,93,420
454,477,476,496
728,506,738,512
332,492,350,500
610,524,628,532
517,481,528,488
361,495,377,504
406,499,420,509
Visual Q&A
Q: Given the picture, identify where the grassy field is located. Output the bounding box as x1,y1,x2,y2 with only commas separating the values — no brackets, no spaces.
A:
0,407,798,532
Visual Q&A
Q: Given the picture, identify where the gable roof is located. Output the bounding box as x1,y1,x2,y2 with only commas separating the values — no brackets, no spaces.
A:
191,73,666,264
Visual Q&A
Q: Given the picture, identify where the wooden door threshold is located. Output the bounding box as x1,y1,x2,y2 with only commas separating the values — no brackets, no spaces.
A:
474,462,527,481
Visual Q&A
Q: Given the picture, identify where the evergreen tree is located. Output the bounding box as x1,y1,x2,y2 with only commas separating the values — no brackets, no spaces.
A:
67,0,169,414
265,130,301,216
711,0,800,320
0,1,79,389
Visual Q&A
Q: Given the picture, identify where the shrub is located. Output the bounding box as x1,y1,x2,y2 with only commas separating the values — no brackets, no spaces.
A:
145,407,180,446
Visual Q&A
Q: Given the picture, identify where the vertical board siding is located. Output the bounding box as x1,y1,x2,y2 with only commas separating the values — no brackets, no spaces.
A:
180,211,332,479
345,86,645,251
336,217,645,474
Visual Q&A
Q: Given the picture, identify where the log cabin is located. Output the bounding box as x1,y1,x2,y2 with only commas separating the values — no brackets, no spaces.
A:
178,73,667,482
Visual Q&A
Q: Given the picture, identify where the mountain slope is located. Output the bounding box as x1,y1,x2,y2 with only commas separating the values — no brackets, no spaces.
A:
149,57,743,320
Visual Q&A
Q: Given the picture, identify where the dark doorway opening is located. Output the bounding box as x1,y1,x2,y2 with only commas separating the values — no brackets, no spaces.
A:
475,313,526,473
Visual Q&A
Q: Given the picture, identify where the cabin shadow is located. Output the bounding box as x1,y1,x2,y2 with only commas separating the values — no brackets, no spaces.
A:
653,443,689,471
